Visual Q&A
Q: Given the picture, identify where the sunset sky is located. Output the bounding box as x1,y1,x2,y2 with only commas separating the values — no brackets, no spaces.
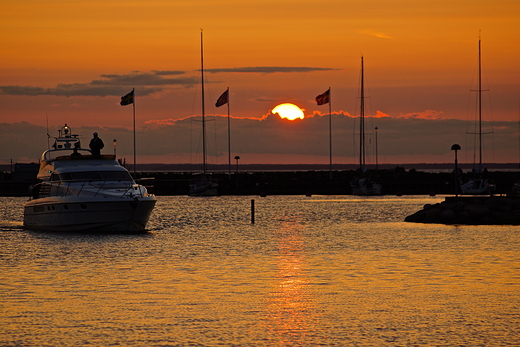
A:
1,0,519,165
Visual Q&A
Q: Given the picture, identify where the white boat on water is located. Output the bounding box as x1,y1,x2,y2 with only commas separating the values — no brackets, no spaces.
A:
189,176,218,196
351,176,382,196
23,124,156,232
461,176,494,195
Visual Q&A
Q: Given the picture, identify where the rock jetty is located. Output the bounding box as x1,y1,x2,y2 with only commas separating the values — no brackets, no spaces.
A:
405,196,520,225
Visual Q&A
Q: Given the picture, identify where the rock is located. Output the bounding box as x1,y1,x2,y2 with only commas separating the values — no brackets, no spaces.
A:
405,197,520,225
424,208,442,222
480,215,495,225
453,211,471,224
439,202,456,211
492,212,517,225
464,204,490,215
485,198,513,212
423,203,434,210
404,210,427,223
439,209,456,223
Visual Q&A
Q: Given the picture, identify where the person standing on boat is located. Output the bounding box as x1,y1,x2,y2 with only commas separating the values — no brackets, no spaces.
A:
89,132,104,156
70,142,83,159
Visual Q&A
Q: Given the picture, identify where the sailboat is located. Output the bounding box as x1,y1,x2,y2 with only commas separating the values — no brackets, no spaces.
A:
350,57,382,195
460,38,495,195
188,31,219,196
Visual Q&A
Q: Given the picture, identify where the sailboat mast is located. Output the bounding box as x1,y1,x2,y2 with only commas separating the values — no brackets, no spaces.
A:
478,38,482,168
200,30,207,174
360,56,365,169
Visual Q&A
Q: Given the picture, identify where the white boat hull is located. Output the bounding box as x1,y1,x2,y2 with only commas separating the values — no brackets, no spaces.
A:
460,179,495,195
189,180,219,196
351,179,382,195
24,197,156,232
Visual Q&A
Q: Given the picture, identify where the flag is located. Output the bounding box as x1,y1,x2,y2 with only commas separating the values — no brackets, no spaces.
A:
316,89,330,105
215,89,229,107
120,89,134,106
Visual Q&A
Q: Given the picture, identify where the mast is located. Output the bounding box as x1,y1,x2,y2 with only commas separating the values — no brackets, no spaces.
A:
359,56,365,170
478,38,482,169
200,30,207,175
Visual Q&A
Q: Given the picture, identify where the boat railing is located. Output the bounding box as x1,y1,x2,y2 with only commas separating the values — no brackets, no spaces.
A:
41,149,118,162
31,180,148,200
135,177,155,194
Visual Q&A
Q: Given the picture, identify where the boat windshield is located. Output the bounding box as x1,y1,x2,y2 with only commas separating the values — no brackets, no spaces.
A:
58,171,133,182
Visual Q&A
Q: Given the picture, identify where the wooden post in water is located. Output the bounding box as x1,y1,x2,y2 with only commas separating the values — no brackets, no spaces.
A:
251,199,255,224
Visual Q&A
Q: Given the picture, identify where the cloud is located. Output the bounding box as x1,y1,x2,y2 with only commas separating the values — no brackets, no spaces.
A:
398,110,445,119
359,30,394,39
0,71,199,97
204,67,339,74
0,66,336,97
151,70,186,76
369,111,391,118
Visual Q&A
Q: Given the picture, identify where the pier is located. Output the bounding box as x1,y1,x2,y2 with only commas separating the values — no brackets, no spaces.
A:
2,165,518,197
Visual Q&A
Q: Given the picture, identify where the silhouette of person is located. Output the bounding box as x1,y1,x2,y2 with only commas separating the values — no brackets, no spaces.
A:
70,144,82,159
89,132,104,156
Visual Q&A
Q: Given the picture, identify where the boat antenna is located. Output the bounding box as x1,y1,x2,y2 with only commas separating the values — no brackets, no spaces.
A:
518,94,520,169
46,113,50,150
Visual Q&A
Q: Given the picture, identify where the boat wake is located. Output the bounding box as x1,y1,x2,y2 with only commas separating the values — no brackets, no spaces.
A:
0,220,24,231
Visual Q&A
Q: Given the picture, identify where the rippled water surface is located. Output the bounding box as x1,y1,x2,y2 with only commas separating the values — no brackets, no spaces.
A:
1,195,519,346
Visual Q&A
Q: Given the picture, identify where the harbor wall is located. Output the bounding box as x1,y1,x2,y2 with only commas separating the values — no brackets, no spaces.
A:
2,167,519,197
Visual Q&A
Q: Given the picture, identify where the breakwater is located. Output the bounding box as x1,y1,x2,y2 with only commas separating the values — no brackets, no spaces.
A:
2,167,519,196
405,196,520,225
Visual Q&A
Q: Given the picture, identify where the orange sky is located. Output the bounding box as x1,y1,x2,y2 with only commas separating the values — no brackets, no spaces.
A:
1,0,519,164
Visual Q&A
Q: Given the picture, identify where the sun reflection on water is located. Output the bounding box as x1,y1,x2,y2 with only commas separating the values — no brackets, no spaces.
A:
265,219,321,346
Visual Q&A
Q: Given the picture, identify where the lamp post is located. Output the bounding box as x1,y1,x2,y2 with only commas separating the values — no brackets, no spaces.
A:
234,156,240,175
234,156,240,191
451,144,461,197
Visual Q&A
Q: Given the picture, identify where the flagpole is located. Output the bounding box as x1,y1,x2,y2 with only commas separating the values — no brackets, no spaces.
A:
226,87,231,177
132,88,136,177
328,87,332,179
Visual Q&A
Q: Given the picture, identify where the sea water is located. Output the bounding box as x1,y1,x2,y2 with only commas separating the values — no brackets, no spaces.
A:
1,195,519,346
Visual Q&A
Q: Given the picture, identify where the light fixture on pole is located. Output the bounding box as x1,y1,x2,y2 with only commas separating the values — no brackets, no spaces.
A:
234,156,240,175
451,144,461,197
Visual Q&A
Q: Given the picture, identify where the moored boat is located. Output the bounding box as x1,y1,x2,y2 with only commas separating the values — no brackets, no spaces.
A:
188,30,218,196
350,56,382,195
460,37,495,195
23,124,156,232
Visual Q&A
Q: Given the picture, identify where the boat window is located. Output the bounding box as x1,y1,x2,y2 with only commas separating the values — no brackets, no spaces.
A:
100,171,133,181
70,171,103,180
59,173,72,181
59,171,132,181
50,173,60,181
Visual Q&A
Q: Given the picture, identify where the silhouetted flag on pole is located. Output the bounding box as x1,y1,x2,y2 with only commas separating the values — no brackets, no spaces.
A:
316,89,330,105
120,89,134,106
215,89,229,107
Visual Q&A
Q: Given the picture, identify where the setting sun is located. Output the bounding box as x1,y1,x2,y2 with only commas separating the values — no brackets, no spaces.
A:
272,103,305,120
